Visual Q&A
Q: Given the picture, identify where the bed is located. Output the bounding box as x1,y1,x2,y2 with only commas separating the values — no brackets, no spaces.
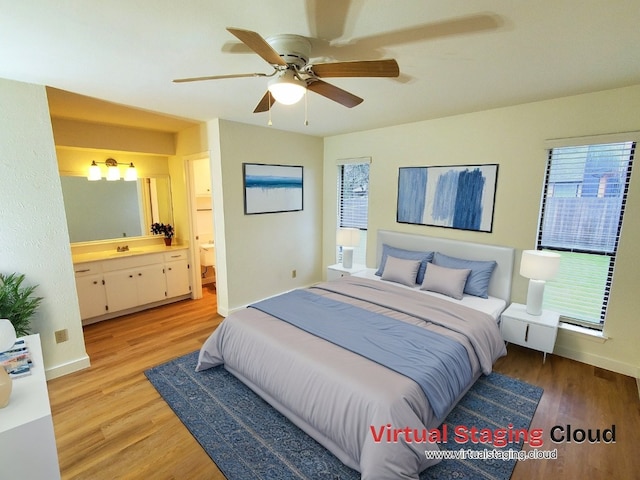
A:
197,230,514,479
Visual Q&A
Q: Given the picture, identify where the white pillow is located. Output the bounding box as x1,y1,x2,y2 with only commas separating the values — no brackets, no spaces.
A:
420,263,471,300
381,255,421,287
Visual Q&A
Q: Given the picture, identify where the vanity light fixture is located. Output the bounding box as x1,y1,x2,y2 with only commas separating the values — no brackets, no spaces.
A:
88,161,102,181
87,158,138,181
105,158,120,181
124,163,138,182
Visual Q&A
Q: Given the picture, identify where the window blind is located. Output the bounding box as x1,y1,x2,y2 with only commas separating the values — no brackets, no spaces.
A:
537,141,634,329
338,163,369,230
337,162,369,265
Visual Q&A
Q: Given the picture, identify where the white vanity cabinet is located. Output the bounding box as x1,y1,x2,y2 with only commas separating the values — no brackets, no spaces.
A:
164,251,191,298
103,262,167,312
73,248,191,323
73,262,108,319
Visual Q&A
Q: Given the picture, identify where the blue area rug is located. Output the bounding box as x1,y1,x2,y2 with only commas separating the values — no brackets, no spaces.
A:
145,351,542,479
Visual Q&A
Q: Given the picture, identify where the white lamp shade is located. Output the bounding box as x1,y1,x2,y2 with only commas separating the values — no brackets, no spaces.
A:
0,319,16,352
124,163,138,181
336,228,361,247
520,250,561,281
268,70,306,105
106,165,120,181
88,161,102,181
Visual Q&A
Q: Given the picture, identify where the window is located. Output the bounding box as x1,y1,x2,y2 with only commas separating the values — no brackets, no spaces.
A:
537,138,634,330
337,160,370,265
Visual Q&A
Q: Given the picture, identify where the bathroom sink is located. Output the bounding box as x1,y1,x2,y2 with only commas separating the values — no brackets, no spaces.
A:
108,249,143,257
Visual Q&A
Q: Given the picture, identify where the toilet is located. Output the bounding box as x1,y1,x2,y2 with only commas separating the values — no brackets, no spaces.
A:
200,243,215,267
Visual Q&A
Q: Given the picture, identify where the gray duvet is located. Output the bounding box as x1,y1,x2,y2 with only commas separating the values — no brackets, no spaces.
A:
197,276,507,479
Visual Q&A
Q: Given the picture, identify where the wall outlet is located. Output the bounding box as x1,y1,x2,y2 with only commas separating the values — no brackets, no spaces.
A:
55,329,69,344
291,269,297,278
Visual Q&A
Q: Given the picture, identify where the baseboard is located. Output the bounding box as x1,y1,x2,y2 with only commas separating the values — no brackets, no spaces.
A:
45,354,91,380
553,344,638,378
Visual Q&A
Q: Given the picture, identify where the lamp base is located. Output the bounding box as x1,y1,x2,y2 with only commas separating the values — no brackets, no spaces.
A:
525,279,546,316
341,247,354,269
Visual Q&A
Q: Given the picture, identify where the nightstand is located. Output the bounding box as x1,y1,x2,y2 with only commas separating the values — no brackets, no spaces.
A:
500,303,559,363
327,263,367,281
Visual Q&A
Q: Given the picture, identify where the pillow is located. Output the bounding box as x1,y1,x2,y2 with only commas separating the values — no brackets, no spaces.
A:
381,256,422,287
432,252,497,298
420,263,471,300
375,244,434,284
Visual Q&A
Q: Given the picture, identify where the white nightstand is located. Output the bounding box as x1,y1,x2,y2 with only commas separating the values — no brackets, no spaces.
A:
327,263,367,281
500,303,559,363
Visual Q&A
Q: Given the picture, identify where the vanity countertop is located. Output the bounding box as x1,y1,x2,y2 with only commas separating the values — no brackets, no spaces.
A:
72,244,189,265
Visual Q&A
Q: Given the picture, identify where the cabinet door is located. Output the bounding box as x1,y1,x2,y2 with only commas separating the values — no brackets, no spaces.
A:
75,274,107,319
136,264,167,305
500,317,527,345
165,260,191,298
524,323,556,354
104,270,139,312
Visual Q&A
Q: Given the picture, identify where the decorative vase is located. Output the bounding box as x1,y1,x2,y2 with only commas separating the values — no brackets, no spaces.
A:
164,237,172,246
0,367,11,408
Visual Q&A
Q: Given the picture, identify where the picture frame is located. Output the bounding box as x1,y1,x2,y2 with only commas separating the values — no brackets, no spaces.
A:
396,164,499,233
243,163,304,215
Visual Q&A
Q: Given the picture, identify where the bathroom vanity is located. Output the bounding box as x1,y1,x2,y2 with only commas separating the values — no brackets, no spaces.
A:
73,246,191,324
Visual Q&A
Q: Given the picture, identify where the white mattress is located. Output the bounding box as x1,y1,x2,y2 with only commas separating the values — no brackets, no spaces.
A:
352,268,507,321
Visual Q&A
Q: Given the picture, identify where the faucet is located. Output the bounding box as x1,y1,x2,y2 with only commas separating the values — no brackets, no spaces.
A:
117,245,130,252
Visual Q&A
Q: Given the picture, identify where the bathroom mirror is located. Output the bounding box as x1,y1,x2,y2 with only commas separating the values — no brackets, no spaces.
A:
60,175,174,243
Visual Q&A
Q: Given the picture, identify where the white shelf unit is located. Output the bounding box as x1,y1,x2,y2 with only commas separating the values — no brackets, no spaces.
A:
0,334,61,479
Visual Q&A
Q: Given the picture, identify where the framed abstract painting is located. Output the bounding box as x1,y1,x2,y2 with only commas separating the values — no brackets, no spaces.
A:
243,163,304,214
397,164,499,232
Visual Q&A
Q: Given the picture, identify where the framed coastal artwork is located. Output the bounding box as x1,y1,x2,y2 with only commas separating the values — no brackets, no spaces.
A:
396,164,499,232
243,163,304,214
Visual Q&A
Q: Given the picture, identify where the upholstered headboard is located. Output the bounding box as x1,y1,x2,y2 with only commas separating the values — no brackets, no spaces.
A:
376,230,515,302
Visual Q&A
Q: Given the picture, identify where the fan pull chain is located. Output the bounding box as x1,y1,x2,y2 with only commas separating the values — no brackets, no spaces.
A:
304,89,308,126
268,91,273,126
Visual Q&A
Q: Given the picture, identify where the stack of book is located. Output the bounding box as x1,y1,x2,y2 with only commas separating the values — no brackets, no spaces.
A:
0,339,32,378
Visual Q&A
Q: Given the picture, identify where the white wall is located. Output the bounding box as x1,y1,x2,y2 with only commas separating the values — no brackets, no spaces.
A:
0,78,89,378
323,84,640,377
210,119,324,315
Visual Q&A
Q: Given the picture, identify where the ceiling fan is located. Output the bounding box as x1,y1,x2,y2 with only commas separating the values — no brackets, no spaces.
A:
173,27,400,113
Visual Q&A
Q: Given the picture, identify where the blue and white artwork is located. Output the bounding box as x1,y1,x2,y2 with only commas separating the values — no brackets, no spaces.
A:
397,164,498,232
243,163,303,214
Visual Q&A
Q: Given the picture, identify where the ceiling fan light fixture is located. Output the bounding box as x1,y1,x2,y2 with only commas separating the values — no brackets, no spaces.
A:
268,70,306,105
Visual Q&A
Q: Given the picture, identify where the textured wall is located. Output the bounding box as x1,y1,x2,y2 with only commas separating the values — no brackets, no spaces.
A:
0,78,89,378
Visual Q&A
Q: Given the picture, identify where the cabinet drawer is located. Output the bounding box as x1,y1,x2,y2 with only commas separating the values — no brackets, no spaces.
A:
74,262,103,276
501,317,556,354
164,250,188,262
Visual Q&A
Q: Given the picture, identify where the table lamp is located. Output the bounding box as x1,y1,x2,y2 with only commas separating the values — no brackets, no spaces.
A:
336,228,361,269
520,250,561,315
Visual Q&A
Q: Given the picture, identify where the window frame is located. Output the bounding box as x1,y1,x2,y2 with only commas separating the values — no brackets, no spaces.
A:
336,158,371,266
536,134,636,330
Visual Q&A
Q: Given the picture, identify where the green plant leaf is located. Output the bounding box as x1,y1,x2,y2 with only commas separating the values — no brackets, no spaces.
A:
0,273,44,337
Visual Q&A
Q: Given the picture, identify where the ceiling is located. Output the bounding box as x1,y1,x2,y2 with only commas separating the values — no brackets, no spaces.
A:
2,1,639,137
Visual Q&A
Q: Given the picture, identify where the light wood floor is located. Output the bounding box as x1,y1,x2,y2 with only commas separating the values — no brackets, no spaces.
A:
47,288,640,479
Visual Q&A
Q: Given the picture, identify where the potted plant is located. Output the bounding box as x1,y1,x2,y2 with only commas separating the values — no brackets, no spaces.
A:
0,273,43,338
151,222,175,246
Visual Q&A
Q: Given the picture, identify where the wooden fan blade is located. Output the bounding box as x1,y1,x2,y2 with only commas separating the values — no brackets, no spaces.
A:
227,27,287,67
173,72,268,83
307,80,363,108
310,59,399,78
253,91,276,113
